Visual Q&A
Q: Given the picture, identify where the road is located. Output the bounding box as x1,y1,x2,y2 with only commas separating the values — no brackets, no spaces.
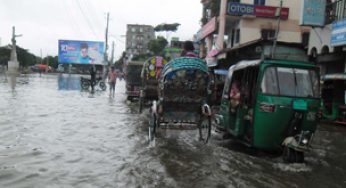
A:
0,74,345,188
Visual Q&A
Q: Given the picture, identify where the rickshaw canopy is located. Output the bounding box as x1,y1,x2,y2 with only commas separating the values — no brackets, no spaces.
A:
162,57,208,77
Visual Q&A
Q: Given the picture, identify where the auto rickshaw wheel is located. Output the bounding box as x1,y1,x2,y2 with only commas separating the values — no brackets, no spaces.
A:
148,112,157,141
199,116,211,144
295,151,304,163
283,146,298,163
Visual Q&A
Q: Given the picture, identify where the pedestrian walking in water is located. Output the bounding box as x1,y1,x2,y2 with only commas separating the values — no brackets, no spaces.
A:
108,66,117,97
181,41,198,58
89,65,96,93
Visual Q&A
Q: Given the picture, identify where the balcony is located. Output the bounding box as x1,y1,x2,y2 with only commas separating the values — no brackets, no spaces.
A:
325,0,346,25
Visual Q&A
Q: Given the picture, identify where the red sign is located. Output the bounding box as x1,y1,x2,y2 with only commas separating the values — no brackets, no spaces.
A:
255,6,289,20
201,17,216,39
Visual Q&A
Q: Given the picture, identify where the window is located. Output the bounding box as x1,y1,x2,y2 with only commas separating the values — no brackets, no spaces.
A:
254,0,265,5
261,67,279,95
261,67,319,98
261,29,275,40
139,27,143,33
131,28,136,32
235,29,240,43
302,32,310,47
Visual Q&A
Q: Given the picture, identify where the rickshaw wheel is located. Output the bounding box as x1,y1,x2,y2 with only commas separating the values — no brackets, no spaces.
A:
148,112,157,141
199,116,211,144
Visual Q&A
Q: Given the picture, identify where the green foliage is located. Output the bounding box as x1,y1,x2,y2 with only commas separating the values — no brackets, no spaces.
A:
132,54,150,61
43,56,58,69
114,51,127,71
0,45,39,67
154,23,181,32
148,36,168,56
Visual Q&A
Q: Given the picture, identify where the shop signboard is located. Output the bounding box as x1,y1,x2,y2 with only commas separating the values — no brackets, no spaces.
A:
300,0,326,26
255,5,289,20
196,17,217,41
228,2,289,20
331,18,346,46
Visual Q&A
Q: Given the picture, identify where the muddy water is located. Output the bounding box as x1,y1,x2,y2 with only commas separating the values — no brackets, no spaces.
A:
0,74,345,188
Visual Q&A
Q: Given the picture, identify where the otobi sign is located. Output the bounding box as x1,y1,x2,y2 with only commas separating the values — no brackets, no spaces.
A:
227,2,289,20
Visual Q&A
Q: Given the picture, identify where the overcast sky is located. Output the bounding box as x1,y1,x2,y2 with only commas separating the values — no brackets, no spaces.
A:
0,0,202,59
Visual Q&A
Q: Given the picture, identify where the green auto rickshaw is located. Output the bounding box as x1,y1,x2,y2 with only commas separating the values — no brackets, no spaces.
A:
321,73,346,125
215,59,320,163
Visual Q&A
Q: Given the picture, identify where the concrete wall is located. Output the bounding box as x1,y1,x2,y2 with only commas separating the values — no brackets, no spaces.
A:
308,24,334,55
240,18,305,44
223,0,308,48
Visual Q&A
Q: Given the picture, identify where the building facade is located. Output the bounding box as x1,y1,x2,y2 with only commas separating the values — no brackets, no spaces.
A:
198,0,310,65
126,24,155,59
308,0,346,75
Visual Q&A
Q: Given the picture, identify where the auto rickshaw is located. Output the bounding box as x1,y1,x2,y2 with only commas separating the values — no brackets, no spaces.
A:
124,61,143,101
139,56,168,113
215,58,320,163
321,73,346,124
149,57,212,143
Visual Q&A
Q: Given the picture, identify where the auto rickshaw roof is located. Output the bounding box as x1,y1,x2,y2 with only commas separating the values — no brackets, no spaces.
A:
227,59,262,77
322,73,346,81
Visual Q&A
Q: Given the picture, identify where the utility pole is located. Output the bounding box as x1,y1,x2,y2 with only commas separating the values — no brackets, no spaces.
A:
110,41,115,65
272,0,283,59
40,49,43,64
102,12,110,80
104,12,110,65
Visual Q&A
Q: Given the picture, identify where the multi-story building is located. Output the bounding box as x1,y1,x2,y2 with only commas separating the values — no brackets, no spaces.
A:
126,24,155,59
308,0,346,75
197,0,310,66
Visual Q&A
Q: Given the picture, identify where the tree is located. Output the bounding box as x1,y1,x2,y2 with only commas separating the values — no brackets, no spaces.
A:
154,23,181,32
154,23,181,39
148,36,168,56
43,56,58,69
114,51,127,71
0,45,38,67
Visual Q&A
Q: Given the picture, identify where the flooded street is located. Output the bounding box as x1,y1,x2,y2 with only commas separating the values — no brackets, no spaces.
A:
0,74,346,188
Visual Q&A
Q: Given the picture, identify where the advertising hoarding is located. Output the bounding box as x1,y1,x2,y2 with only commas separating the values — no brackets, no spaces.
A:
58,40,105,65
331,18,346,46
227,2,289,20
300,0,326,26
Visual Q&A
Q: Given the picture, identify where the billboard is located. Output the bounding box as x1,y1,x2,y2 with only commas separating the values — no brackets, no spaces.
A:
58,40,105,65
300,0,326,26
331,18,346,46
227,2,289,20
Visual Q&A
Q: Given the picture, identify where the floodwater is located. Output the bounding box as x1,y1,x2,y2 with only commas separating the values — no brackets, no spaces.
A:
0,74,346,188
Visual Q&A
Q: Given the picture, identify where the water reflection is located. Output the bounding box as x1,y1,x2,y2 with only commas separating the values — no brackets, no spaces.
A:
58,74,81,90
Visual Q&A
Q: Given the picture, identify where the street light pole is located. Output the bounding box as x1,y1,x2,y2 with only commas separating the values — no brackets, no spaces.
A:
272,0,283,59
